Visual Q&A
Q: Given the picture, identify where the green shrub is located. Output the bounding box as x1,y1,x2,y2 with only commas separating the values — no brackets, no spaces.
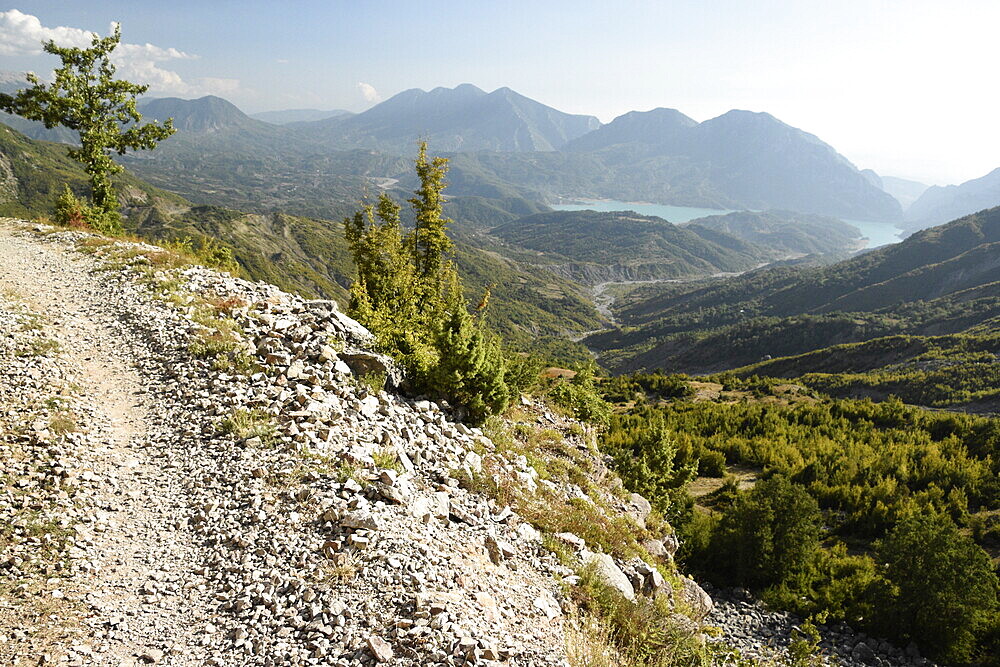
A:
54,184,86,227
420,301,509,422
707,475,821,589
697,448,726,477
601,412,696,515
873,512,999,664
547,364,612,425
52,183,122,235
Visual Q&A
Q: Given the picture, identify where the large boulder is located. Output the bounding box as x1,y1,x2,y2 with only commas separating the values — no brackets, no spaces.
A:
679,577,713,620
303,299,374,346
338,349,402,388
627,492,652,529
586,553,635,601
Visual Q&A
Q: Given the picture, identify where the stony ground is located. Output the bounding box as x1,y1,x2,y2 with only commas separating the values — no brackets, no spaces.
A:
0,220,573,665
703,586,932,667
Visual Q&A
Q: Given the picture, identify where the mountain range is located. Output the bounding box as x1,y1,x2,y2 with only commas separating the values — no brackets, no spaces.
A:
0,74,911,222
287,83,602,153
6,71,998,228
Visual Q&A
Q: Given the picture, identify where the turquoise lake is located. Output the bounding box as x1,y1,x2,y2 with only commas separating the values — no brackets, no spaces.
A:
550,199,904,249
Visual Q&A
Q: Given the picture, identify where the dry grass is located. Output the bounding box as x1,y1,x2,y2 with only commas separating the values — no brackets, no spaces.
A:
218,408,278,444
47,411,78,435
565,615,620,667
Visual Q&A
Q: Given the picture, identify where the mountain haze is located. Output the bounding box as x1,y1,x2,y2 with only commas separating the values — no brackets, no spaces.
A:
138,95,264,133
905,167,1000,232
562,108,697,152
434,105,902,221
880,175,929,210
576,108,902,221
291,83,602,153
250,108,352,124
104,86,908,223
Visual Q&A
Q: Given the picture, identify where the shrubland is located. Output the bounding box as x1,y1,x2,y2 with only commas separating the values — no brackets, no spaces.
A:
598,374,1000,664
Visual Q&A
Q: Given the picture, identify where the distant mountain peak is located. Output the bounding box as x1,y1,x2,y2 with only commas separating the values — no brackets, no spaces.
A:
906,167,1000,230
137,95,254,133
295,83,601,153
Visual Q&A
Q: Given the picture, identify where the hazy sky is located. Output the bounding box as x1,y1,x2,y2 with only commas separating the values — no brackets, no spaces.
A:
1,1,996,185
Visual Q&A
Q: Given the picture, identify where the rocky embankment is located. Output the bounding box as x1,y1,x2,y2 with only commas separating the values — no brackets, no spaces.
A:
0,220,584,665
704,586,933,667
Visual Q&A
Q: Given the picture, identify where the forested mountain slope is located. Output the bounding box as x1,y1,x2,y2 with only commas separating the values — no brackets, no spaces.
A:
591,206,1000,375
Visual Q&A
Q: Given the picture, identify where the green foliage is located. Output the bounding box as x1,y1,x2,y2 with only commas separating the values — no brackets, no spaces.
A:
51,182,122,234
874,512,999,663
344,143,511,422
708,475,821,589
603,372,694,403
409,144,454,279
545,363,612,425
218,408,277,445
602,379,1000,659
601,410,696,516
503,353,545,395
786,620,823,667
638,396,999,538
53,184,86,227
162,235,240,273
422,297,510,422
0,24,174,230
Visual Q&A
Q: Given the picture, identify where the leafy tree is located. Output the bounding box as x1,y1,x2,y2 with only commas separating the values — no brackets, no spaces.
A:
874,512,999,663
710,475,821,588
344,143,511,422
0,24,175,233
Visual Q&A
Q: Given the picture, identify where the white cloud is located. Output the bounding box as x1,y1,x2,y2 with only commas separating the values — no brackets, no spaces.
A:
276,58,289,64
358,82,381,103
0,10,240,98
0,9,93,55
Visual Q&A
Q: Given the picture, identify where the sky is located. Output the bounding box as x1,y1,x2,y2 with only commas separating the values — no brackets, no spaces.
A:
0,1,996,185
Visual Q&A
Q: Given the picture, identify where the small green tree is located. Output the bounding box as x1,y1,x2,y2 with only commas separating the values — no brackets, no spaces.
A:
601,410,695,512
423,275,509,422
874,512,999,663
409,143,453,280
344,143,511,422
0,24,175,233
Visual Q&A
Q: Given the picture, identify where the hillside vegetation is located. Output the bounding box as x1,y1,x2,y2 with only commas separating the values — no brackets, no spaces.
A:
599,376,1000,664
491,209,771,283
0,121,603,351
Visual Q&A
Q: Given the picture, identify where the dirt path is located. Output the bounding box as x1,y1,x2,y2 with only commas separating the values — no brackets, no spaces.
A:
0,224,207,665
